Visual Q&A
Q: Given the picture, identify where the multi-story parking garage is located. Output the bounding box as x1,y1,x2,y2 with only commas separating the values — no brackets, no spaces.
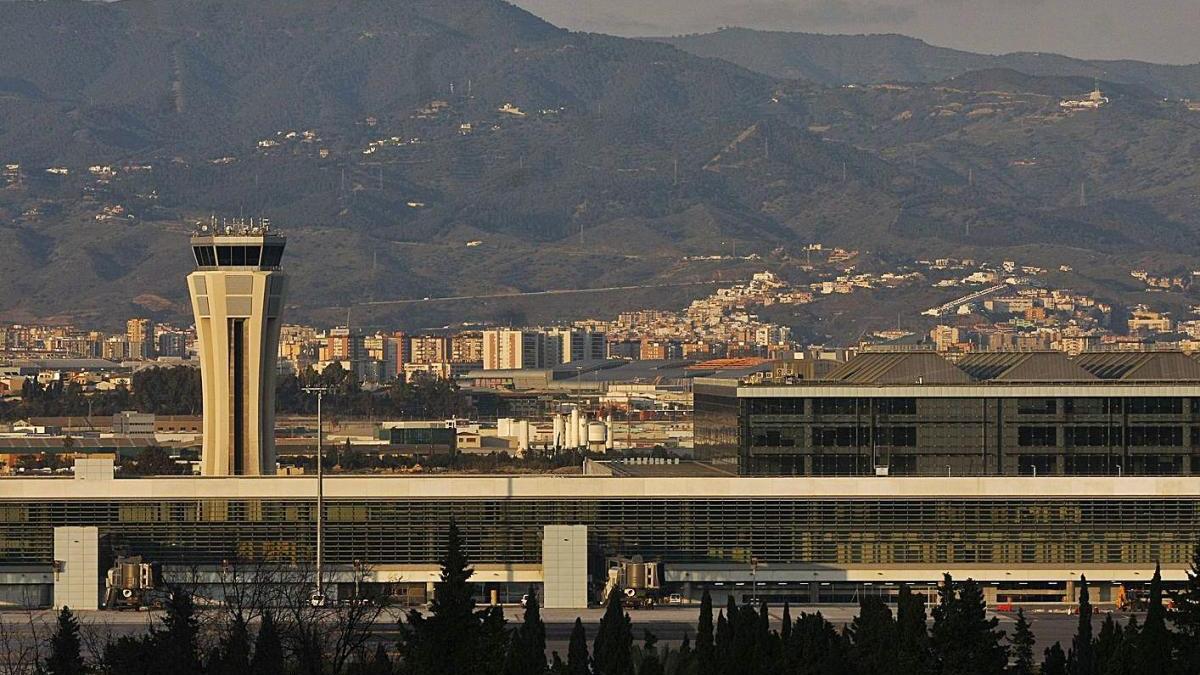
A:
2,466,1196,609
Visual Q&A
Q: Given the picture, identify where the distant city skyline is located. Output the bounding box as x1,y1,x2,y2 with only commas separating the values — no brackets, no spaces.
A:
512,0,1200,65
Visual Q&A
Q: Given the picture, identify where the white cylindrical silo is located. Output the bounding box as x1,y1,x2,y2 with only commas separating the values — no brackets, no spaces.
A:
577,411,588,449
553,414,565,449
568,408,580,448
605,413,615,451
517,420,530,454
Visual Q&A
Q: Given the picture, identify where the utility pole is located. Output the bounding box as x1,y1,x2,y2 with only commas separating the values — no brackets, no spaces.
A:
303,386,330,607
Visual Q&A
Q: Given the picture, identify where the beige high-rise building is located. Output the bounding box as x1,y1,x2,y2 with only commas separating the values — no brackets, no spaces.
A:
125,318,155,359
186,221,287,476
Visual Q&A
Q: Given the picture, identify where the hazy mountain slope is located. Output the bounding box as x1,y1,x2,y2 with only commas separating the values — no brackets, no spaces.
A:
655,28,1200,98
0,1,1199,331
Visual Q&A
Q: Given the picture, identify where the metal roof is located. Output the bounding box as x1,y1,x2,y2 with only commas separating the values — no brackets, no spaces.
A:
956,352,1098,382
821,352,972,385
1074,352,1200,381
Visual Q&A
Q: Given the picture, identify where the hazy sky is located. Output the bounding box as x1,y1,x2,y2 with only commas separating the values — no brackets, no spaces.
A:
511,0,1200,64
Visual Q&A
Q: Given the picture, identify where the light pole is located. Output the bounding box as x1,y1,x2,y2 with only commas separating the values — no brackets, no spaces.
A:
304,386,329,606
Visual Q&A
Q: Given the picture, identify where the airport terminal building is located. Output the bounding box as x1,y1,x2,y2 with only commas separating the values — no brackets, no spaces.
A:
2,468,1198,609
696,350,1200,477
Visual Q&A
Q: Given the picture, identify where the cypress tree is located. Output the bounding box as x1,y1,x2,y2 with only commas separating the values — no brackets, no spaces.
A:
695,590,714,667
894,585,929,675
1135,564,1173,675
479,605,510,675
848,595,896,675
567,617,591,675
638,631,664,675
1068,576,1096,675
250,612,285,675
1044,643,1068,675
508,586,548,675
593,588,633,675
675,633,693,675
44,606,87,675
1110,615,1142,675
1093,614,1122,674
1170,539,1200,673
714,612,732,675
780,602,792,646
730,604,758,675
1010,609,1036,675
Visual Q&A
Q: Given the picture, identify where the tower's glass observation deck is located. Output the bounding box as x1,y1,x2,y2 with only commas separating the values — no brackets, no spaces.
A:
190,219,286,270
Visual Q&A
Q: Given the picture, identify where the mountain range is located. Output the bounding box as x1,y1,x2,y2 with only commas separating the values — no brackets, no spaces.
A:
656,28,1200,98
0,2,1198,335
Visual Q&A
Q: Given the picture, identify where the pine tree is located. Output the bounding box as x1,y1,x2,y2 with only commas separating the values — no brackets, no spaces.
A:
787,612,842,675
1044,642,1068,675
1171,539,1200,673
508,586,548,675
848,595,896,675
1135,564,1173,675
695,590,714,667
1068,576,1096,675
593,589,633,675
895,585,929,675
152,589,202,675
930,575,1007,675
567,617,591,675
397,520,482,675
211,617,252,675
250,612,285,675
44,607,87,675
369,644,394,675
1010,609,1036,675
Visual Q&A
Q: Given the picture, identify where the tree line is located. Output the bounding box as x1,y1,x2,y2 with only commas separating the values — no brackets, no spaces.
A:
24,526,1200,675
0,364,470,422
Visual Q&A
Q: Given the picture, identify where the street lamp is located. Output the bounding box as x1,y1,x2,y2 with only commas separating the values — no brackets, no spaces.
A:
303,386,329,607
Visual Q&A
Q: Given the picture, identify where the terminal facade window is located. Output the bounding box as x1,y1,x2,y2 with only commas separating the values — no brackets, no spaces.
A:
725,392,1200,476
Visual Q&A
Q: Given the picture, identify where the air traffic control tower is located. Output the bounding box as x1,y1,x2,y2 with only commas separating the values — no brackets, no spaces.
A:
187,219,287,475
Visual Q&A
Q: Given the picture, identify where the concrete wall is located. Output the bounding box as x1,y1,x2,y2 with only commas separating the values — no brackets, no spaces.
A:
53,526,99,611
542,525,588,609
